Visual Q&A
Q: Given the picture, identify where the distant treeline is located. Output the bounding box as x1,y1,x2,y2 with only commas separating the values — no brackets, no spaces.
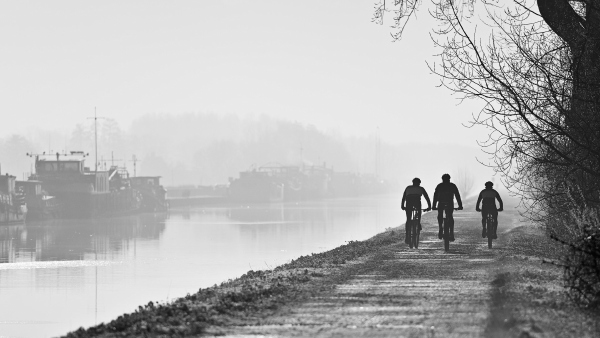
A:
0,113,489,190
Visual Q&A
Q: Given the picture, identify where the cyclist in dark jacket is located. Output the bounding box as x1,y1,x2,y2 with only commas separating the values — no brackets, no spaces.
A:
432,173,463,241
401,178,432,244
475,181,504,238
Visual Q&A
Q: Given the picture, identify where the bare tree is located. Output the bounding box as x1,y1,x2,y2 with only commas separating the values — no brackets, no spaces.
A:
373,0,600,203
374,0,600,305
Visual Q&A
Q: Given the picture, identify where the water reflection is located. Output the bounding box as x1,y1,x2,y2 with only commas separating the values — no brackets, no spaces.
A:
225,199,386,256
226,200,363,227
0,213,167,264
0,195,402,338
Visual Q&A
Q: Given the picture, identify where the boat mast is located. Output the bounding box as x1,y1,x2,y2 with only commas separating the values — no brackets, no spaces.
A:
94,107,98,173
88,107,105,175
375,127,380,178
131,155,138,177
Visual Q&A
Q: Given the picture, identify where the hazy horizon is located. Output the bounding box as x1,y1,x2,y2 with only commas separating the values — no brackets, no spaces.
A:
0,111,496,191
1,1,487,147
1,1,498,190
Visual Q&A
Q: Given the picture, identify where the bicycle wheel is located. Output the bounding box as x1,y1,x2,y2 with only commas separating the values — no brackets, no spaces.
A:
487,215,493,249
412,220,420,249
407,220,414,249
443,218,450,251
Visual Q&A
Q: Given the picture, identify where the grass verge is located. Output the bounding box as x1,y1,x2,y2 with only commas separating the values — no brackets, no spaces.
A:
485,225,600,337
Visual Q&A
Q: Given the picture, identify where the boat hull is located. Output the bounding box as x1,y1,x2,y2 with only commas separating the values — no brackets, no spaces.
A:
54,189,142,218
0,204,26,225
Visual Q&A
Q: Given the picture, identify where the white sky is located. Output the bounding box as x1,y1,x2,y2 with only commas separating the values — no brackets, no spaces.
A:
0,1,486,146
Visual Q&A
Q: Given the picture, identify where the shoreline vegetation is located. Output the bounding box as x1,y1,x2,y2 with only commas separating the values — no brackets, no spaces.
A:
63,209,599,337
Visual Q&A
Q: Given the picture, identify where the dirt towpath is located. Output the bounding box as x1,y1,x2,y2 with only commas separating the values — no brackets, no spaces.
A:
205,198,599,338
64,198,599,337
210,201,516,337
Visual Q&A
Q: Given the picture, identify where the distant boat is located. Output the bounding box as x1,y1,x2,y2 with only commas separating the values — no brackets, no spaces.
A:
0,173,27,224
26,151,142,218
228,168,285,203
228,164,332,203
130,176,168,212
228,164,399,203
15,180,61,220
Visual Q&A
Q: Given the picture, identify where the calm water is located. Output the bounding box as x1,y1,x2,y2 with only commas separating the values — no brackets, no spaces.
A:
0,194,403,338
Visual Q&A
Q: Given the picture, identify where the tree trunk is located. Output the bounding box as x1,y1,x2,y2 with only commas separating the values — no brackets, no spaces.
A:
538,0,600,202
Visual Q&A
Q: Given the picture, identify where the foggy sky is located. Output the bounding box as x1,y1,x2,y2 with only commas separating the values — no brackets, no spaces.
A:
0,1,487,146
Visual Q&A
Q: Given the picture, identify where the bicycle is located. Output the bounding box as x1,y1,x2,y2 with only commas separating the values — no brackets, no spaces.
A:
485,210,502,248
441,207,460,252
407,206,428,249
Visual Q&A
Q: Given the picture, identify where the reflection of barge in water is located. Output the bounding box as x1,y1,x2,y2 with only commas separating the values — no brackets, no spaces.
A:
26,151,143,218
0,212,168,261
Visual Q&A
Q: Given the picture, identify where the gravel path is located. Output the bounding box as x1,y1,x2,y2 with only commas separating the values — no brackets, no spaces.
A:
212,203,520,337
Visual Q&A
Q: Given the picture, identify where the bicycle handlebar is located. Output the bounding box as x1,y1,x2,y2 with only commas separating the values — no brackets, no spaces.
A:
475,208,504,212
406,207,430,212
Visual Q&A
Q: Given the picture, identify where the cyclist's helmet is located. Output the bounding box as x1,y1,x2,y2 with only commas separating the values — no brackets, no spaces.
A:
412,177,421,184
442,173,451,181
485,181,494,187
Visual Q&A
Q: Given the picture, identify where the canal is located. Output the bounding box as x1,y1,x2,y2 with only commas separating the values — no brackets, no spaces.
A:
0,194,403,338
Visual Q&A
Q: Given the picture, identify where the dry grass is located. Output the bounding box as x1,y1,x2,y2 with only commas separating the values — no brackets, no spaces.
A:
486,225,600,337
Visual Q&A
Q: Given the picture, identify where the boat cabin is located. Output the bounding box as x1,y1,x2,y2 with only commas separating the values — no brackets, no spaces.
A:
16,180,42,197
34,152,86,175
31,151,110,194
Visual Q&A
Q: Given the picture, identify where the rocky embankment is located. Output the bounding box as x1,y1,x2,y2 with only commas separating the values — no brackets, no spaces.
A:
64,200,599,337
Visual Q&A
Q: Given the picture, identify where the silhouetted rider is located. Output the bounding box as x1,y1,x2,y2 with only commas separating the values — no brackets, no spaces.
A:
475,181,503,239
401,178,432,244
432,173,463,241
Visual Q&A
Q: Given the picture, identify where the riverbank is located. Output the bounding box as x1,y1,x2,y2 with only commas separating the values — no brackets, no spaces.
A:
63,200,599,337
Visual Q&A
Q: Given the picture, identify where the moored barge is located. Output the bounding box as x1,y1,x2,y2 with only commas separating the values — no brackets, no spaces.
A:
27,151,142,218
0,173,27,224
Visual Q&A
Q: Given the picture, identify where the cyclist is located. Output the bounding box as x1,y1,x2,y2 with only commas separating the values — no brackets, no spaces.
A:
432,174,463,241
475,181,504,238
401,178,432,244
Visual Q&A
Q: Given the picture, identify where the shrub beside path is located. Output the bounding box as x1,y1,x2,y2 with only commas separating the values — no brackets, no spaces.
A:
65,197,599,337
